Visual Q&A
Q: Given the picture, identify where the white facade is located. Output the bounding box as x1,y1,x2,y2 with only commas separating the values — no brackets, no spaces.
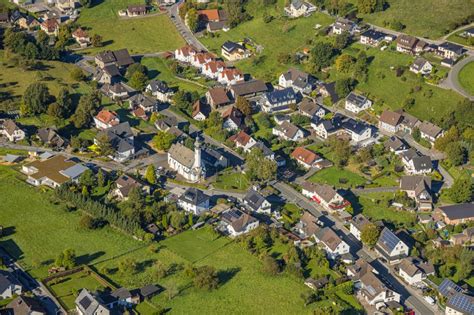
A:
349,223,362,241
1,128,25,142
319,239,350,260
378,121,398,134
272,127,304,141
399,268,425,286
177,199,210,215
226,220,259,237
345,98,372,114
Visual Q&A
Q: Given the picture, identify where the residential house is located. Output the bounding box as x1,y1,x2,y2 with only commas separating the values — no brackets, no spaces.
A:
206,87,232,109
95,122,135,162
192,100,210,121
94,109,120,130
0,119,25,142
177,188,210,215
243,189,271,214
317,82,339,104
93,65,121,84
201,146,228,170
222,106,244,131
312,118,341,139
17,15,39,30
168,140,203,183
358,270,401,307
400,175,432,210
350,213,370,241
396,35,419,54
100,83,129,100
417,121,444,144
395,109,419,134
290,147,323,169
438,42,464,60
360,29,386,46
284,0,316,18
127,4,147,16
37,127,66,148
332,18,357,35
146,80,173,103
279,69,315,94
72,28,90,47
0,12,9,24
5,296,46,315
304,277,329,291
301,182,348,211
221,41,249,61
0,271,22,299
272,121,304,141
410,58,433,75
400,149,432,174
434,203,474,225
341,118,372,143
190,52,215,69
220,209,259,237
129,93,158,113
218,68,243,86
384,136,409,154
438,279,474,315
75,289,110,315
197,9,228,32
345,92,372,114
95,49,134,70
228,130,256,153
375,227,410,264
298,98,326,119
230,80,268,98
378,110,402,134
398,257,434,286
56,0,79,12
261,88,297,113
21,154,88,188
314,227,350,259
110,174,150,201
295,211,320,239
174,45,198,63
450,227,474,246
111,288,140,306
201,60,226,79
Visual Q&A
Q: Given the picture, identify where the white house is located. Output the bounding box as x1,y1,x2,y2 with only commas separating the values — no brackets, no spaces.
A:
417,121,444,145
272,121,304,141
146,80,174,103
260,88,297,113
243,189,271,214
175,45,197,63
95,122,135,162
350,214,370,241
314,227,350,259
345,92,372,114
341,119,372,143
290,147,323,169
360,29,386,46
284,0,316,18
375,227,410,264
400,149,432,175
398,257,434,286
332,18,357,35
301,182,348,212
94,109,120,130
0,272,22,299
177,188,210,215
378,110,402,134
410,58,433,75
0,119,25,142
168,140,203,183
75,289,110,315
201,61,226,79
228,130,257,153
279,69,315,94
217,68,243,86
221,209,259,237
359,271,401,307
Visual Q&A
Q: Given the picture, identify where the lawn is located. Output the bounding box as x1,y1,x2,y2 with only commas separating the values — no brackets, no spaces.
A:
0,165,142,279
458,61,474,96
447,31,474,47
141,57,207,93
200,0,334,81
307,167,366,188
328,44,465,121
213,171,250,191
77,0,184,54
252,112,274,141
358,0,474,39
352,192,417,228
280,203,303,225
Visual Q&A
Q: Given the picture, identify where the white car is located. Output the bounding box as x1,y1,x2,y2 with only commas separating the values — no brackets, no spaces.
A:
424,296,435,305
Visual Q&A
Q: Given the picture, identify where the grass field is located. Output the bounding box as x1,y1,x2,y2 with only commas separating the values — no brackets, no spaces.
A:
447,31,474,47
0,166,141,279
308,167,366,188
458,61,474,96
213,171,250,191
141,57,207,93
358,0,474,39
328,44,465,121
77,0,184,54
200,0,334,81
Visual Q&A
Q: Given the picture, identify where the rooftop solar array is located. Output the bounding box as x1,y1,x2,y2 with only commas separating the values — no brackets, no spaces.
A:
379,228,400,252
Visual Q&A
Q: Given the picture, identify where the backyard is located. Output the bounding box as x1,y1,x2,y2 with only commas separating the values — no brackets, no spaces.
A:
358,0,474,39
458,61,474,96
307,167,366,188
213,171,250,191
77,0,184,54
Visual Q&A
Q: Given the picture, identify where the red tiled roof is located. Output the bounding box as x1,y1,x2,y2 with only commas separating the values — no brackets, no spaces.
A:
198,9,220,21
72,27,88,38
95,109,119,125
291,147,320,165
228,130,252,146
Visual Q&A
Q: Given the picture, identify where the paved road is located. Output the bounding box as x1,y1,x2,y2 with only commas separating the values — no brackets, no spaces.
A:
442,53,474,101
164,181,245,199
273,181,439,315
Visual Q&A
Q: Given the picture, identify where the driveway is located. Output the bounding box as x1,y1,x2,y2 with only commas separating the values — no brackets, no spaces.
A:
442,53,474,100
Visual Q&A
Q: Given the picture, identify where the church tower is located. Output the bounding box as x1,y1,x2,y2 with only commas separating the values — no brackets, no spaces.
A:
193,136,202,171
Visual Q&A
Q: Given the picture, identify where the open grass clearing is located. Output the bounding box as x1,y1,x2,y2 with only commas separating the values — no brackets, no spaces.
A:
213,171,250,191
458,61,474,96
77,0,184,54
307,167,366,188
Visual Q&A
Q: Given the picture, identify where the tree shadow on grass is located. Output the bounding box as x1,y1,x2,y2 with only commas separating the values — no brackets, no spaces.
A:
217,267,240,287
76,251,105,265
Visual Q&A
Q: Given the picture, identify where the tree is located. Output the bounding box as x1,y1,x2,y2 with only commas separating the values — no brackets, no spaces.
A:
152,131,177,151
412,127,421,142
335,54,354,73
91,34,103,47
435,126,460,151
186,8,199,32
245,147,277,182
118,258,138,274
445,142,466,166
335,78,354,98
47,103,63,119
356,0,381,13
79,214,94,229
72,93,100,128
71,67,85,81
458,248,474,279
193,266,219,291
79,169,96,188
21,83,51,116
24,42,38,60
328,137,351,167
97,169,106,187
333,31,351,50
95,132,114,156
223,0,249,27
52,87,72,119
129,71,148,91
439,264,456,278
145,165,156,185
79,0,92,7
125,63,147,80
448,174,473,203
55,249,76,269
310,41,334,70
235,96,252,116
262,255,280,275
360,223,380,248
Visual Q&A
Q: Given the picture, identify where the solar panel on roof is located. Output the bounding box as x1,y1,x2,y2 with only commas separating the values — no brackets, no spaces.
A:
79,297,92,310
448,293,474,313
380,228,400,251
438,279,463,297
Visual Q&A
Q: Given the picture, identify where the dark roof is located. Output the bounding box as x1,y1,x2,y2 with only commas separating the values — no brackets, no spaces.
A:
111,287,132,299
299,98,323,116
438,279,463,298
6,296,46,315
361,29,386,41
377,227,403,253
446,293,474,314
221,209,258,233
244,189,267,211
0,272,17,293
98,122,134,154
113,49,134,67
264,87,296,105
139,284,161,297
222,41,244,53
222,107,244,128
147,80,170,94
231,80,268,97
384,136,409,151
178,188,210,206
437,203,474,221
341,118,369,135
412,155,432,172
351,214,370,230
346,92,369,108
439,42,464,54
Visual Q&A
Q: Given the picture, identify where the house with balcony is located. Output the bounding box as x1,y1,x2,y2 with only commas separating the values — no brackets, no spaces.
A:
301,182,349,212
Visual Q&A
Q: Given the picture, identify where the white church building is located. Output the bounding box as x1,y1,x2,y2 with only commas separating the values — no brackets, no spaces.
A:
167,138,203,183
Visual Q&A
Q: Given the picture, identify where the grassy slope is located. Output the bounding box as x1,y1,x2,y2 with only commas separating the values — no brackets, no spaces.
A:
0,166,141,278
77,0,184,54
358,0,474,39
458,61,474,96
